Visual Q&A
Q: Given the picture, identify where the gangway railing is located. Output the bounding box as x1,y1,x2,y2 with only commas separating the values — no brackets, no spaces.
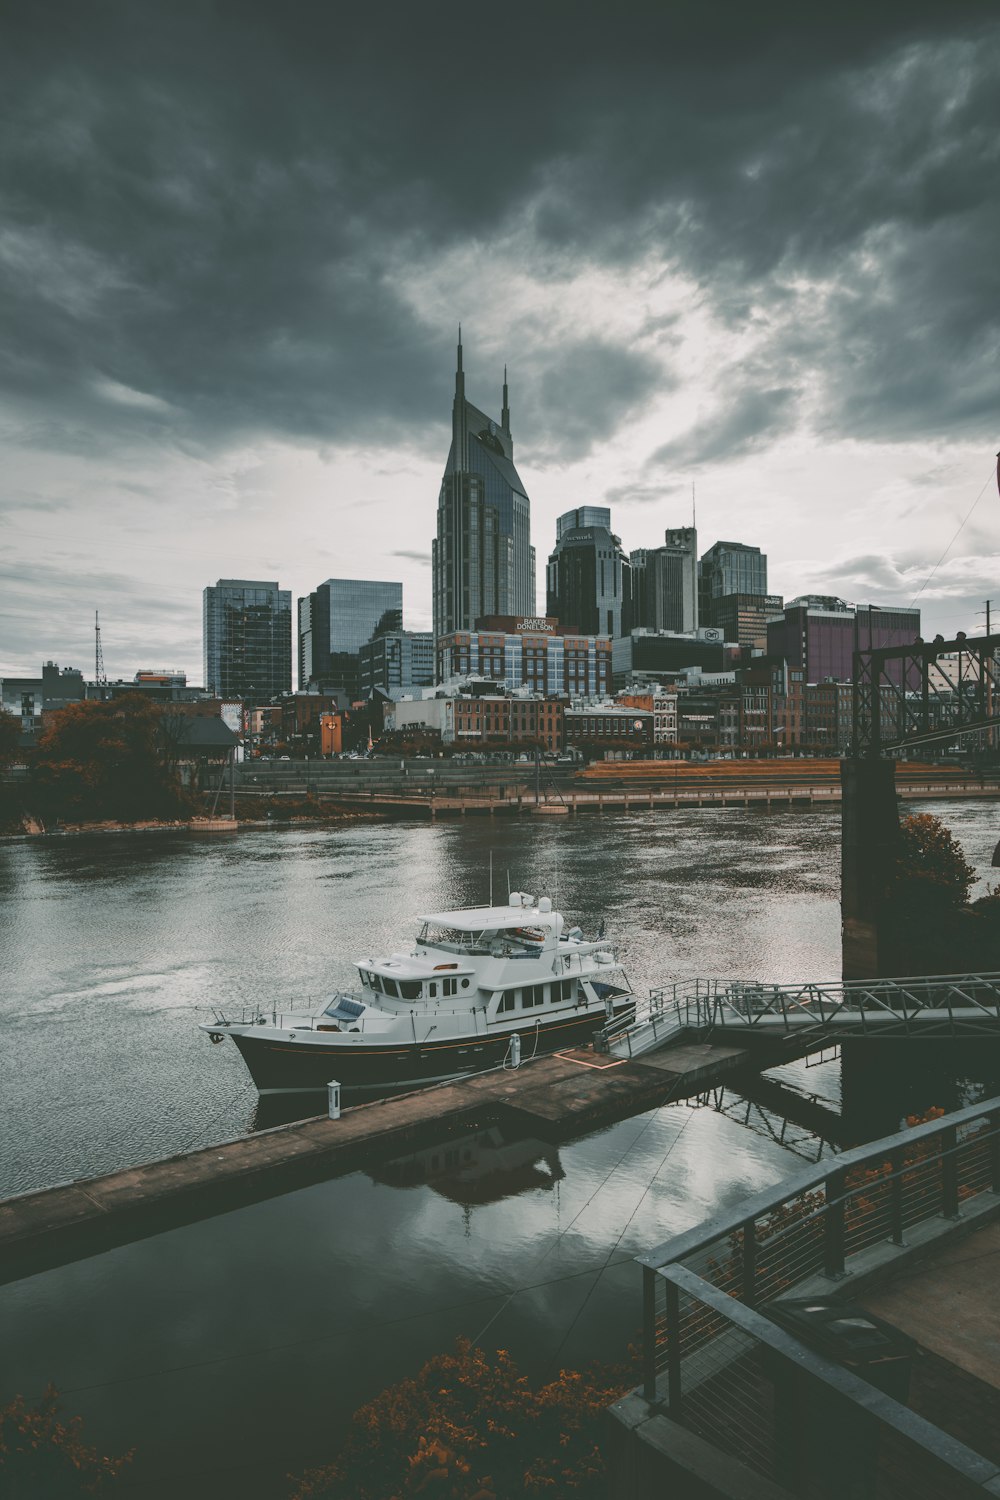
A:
711,971,1000,1041
599,972,1000,1057
634,1094,1000,1496
595,979,718,1058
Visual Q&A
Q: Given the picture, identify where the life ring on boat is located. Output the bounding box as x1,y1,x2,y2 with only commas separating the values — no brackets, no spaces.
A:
208,1032,225,1044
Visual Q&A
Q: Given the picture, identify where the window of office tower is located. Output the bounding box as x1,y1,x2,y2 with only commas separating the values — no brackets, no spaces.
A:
325,579,403,654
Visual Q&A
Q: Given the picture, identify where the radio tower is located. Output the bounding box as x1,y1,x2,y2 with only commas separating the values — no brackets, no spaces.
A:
94,610,107,692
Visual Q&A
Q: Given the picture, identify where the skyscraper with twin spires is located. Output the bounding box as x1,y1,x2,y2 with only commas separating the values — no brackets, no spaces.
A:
432,334,535,643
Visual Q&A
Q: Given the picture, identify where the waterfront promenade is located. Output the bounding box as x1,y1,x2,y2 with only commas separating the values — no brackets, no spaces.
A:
235,757,998,819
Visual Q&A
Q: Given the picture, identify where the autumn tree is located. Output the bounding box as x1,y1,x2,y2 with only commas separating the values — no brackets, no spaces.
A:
30,696,191,824
0,1385,132,1496
884,814,997,973
289,1338,631,1500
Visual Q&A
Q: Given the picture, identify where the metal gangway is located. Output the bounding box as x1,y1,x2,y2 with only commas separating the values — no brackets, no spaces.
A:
599,972,1000,1059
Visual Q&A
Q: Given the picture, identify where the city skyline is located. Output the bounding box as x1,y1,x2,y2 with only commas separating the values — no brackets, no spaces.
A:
3,2,999,680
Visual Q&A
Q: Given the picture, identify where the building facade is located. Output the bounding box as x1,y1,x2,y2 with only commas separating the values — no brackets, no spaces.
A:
299,578,403,700
611,628,740,688
390,690,564,753
564,705,654,759
359,630,435,699
202,580,292,701
631,527,699,634
0,661,87,742
699,540,768,624
766,598,921,685
710,593,783,651
432,337,535,643
437,615,612,698
545,506,631,638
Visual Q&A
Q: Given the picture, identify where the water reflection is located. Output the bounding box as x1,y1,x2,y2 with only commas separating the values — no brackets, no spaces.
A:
369,1120,564,1206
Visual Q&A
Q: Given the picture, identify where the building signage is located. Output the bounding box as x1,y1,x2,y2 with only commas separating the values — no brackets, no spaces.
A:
516,617,553,632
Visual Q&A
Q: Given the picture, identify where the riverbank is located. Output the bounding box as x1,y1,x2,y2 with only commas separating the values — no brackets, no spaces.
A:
0,804,386,842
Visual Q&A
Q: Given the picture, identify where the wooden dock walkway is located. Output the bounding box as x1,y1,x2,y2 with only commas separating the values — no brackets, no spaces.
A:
0,1040,765,1285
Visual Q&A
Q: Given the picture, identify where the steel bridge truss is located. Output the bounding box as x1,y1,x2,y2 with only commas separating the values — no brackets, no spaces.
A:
852,629,1000,757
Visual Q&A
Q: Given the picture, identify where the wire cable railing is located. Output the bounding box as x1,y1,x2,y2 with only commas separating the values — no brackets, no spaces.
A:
636,1095,1000,1496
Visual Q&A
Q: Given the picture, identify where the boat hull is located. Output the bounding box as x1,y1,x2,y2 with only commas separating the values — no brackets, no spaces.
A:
228,1007,623,1095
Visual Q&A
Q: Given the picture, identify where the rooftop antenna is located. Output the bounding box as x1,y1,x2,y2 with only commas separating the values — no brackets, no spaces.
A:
691,481,696,530
94,610,107,689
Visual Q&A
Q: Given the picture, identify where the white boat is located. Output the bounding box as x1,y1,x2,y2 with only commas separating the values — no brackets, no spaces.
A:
201,892,634,1095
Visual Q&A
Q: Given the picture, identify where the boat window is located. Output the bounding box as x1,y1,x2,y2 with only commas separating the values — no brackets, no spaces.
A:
442,977,457,997
497,994,516,1014
368,973,383,993
399,981,421,1000
522,983,547,1007
383,978,400,998
552,979,575,1002
461,978,470,989
428,982,437,997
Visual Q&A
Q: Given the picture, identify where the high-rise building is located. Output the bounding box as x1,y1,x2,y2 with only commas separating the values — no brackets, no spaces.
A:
432,335,535,644
359,630,435,699
546,506,631,638
699,541,768,623
299,578,403,699
630,527,698,633
203,579,292,701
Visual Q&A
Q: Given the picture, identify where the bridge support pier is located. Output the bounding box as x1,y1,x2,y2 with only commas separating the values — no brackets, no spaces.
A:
841,757,900,980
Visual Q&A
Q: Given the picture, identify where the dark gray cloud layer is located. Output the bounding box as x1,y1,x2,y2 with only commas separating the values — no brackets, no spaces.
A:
2,0,999,467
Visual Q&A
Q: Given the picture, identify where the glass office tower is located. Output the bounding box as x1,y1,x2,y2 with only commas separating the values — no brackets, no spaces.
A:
546,506,631,637
299,578,403,699
203,579,292,700
432,335,535,643
699,540,768,626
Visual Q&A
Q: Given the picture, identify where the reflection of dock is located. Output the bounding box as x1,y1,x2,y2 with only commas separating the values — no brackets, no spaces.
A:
369,1124,564,1205
0,1042,771,1284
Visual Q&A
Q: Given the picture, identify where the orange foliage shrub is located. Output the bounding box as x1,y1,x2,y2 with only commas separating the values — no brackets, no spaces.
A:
0,1385,132,1496
289,1338,633,1500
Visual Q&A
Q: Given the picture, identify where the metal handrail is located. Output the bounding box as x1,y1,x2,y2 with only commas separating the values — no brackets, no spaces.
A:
658,1264,1000,1491
640,1090,1000,1271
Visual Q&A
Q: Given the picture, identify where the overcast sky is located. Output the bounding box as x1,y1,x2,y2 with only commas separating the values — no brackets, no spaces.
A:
2,0,999,681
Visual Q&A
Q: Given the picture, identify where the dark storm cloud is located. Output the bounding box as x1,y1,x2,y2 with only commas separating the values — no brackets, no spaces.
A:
2,0,998,463
521,340,667,461
650,386,798,471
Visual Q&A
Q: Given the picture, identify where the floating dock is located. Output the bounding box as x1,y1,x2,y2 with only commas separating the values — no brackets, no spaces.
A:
0,1039,773,1284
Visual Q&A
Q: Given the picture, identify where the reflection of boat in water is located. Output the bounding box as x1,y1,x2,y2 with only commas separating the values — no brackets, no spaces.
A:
370,1124,565,1206
202,891,633,1095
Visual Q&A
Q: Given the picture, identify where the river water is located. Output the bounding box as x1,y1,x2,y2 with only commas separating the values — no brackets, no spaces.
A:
1,801,998,1497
